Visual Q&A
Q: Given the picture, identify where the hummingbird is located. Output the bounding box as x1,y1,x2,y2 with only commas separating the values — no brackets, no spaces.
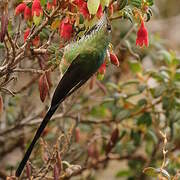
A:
16,10,111,177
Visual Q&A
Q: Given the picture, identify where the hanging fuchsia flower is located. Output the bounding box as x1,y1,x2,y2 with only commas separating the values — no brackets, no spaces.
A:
80,2,90,19
96,5,103,19
98,62,106,75
59,18,73,40
24,6,31,20
73,0,90,19
136,20,149,47
32,0,43,25
110,53,119,67
32,0,43,17
24,28,30,42
24,28,40,46
47,0,57,10
97,62,106,80
73,0,84,7
32,36,40,47
15,3,26,16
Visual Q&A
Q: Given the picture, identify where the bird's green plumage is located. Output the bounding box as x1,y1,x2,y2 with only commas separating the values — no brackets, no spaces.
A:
60,14,111,74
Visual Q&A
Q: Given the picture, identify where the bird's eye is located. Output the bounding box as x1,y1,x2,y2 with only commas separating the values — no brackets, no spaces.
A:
107,24,111,32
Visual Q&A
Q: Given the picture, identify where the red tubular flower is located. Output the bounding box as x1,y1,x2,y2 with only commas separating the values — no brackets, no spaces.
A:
110,53,119,67
98,62,106,74
96,5,103,19
136,20,149,47
15,3,26,16
73,0,90,19
24,6,31,20
80,2,90,19
59,18,73,40
52,0,57,6
47,2,52,10
73,0,84,7
47,0,57,10
97,62,106,80
32,0,43,17
24,28,30,42
32,36,40,47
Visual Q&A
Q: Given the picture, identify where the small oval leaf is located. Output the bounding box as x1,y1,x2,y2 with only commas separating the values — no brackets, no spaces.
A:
87,0,100,15
38,73,49,102
143,167,159,177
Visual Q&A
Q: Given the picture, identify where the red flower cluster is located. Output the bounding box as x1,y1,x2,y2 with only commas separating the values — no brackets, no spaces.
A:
32,0,43,17
15,0,43,21
73,0,90,19
59,18,73,40
136,20,149,47
96,5,103,19
47,0,57,10
15,3,26,16
15,3,31,20
24,28,40,47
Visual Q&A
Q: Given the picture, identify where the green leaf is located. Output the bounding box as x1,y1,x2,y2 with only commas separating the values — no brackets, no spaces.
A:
90,105,108,118
159,50,172,65
0,43,4,48
33,14,42,26
175,69,180,81
118,0,128,10
106,82,119,90
129,0,142,8
143,167,171,179
154,85,166,98
137,112,152,127
146,0,154,6
41,0,47,7
116,170,132,177
40,28,50,40
128,60,142,74
172,58,180,66
143,167,159,177
131,130,141,146
7,19,13,36
137,84,146,93
117,109,131,121
146,129,158,144
79,14,84,24
51,19,61,30
87,0,100,15
121,80,139,87
138,98,147,107
100,0,110,7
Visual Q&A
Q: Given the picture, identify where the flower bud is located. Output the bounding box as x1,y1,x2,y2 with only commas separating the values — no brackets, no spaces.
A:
38,73,49,102
15,3,26,16
110,53,119,67
24,6,31,21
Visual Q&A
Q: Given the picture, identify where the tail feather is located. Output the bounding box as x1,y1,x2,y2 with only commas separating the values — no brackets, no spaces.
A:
15,52,96,177
15,106,57,177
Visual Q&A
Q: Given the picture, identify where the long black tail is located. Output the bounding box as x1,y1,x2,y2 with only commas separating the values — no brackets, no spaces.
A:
15,53,95,177
15,106,58,177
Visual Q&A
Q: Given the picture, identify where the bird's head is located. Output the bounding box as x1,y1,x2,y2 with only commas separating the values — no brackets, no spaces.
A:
84,7,111,39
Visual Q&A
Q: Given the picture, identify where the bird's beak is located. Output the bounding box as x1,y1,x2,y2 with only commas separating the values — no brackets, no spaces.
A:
103,6,111,32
